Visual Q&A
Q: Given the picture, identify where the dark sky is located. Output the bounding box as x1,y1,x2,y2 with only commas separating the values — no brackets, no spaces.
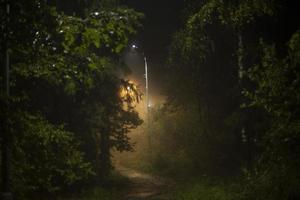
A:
120,0,186,106
122,0,185,64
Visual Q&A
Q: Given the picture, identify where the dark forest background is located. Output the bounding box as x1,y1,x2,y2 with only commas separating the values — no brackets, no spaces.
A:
1,0,300,199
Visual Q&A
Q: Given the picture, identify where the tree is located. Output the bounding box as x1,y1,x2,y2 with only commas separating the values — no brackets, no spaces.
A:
0,0,143,197
164,0,275,176
243,32,300,199
9,112,94,198
157,0,300,198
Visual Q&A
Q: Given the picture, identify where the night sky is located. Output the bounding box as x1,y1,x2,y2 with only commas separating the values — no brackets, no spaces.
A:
123,0,185,63
121,0,186,107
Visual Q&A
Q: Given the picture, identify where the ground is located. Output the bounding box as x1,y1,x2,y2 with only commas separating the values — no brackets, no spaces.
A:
116,166,174,200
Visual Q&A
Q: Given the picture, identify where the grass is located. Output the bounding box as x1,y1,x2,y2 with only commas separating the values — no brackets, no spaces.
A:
58,171,130,200
78,187,122,200
167,178,242,200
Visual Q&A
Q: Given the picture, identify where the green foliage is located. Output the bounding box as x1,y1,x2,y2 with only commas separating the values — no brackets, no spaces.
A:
187,0,275,28
170,180,240,200
59,8,142,54
145,0,300,199
1,0,143,197
9,112,94,198
164,0,267,178
57,171,129,200
242,31,300,200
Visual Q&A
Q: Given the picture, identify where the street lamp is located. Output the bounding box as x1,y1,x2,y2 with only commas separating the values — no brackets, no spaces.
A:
131,45,149,114
131,44,152,151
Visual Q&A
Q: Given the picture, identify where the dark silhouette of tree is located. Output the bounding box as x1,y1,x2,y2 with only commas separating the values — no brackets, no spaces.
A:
0,0,143,197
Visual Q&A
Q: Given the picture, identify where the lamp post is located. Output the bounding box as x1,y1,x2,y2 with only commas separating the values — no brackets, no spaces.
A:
131,45,151,151
144,56,149,113
132,45,149,114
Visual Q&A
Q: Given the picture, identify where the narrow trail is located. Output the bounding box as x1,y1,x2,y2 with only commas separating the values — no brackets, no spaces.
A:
116,166,174,200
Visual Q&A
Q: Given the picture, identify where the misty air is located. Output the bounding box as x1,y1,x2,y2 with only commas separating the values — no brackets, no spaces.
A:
0,0,300,200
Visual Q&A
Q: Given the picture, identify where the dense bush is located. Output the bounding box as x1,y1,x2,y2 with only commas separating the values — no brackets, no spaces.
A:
241,31,300,200
10,112,94,198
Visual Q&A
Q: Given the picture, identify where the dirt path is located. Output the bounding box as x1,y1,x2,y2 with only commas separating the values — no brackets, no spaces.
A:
116,166,173,200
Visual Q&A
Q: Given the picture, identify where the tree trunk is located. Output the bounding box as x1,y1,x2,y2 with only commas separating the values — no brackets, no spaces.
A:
99,130,110,182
